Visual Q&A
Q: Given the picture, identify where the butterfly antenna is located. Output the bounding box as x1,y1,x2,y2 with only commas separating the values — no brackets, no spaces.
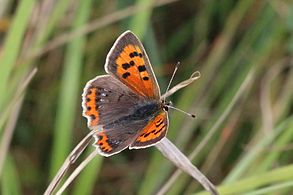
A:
164,62,180,101
166,105,196,118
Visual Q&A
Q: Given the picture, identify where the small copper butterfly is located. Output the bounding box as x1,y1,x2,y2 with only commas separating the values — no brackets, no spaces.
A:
45,31,215,195
82,31,175,156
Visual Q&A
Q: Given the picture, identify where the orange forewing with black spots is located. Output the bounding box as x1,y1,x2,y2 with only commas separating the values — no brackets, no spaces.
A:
106,31,160,99
116,45,155,97
84,87,99,127
115,44,155,98
130,111,168,149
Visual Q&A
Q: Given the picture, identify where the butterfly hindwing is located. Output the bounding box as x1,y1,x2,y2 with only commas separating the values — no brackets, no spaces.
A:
93,121,148,156
93,106,151,156
130,111,168,149
105,31,160,99
94,110,168,156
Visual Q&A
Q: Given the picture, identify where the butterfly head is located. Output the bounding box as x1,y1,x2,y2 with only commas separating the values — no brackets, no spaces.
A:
161,99,172,112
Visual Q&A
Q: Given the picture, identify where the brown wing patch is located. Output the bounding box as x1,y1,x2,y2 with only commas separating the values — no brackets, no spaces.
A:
83,87,99,127
115,44,156,98
130,111,168,149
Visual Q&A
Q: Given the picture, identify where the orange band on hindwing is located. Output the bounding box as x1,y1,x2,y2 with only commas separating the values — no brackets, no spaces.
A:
130,111,168,148
96,132,113,153
136,113,167,142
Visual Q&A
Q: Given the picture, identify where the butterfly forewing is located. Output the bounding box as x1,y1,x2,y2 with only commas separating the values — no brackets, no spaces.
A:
105,31,160,99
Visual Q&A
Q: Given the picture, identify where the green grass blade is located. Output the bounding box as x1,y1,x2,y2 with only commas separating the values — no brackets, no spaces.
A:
35,0,71,47
72,149,103,195
196,164,293,195
1,155,21,195
129,0,154,38
0,0,36,108
49,0,92,178
255,117,293,173
224,116,293,183
243,180,293,195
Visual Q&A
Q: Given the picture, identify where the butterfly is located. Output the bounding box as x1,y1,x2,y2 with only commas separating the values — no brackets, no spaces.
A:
82,31,173,157
46,31,215,195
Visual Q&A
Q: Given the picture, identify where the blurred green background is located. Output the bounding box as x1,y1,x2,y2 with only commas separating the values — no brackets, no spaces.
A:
0,0,292,194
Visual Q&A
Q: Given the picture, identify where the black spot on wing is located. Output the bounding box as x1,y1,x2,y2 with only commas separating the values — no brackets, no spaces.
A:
90,114,96,120
122,63,130,70
129,51,139,58
138,65,146,72
129,60,135,66
122,72,131,79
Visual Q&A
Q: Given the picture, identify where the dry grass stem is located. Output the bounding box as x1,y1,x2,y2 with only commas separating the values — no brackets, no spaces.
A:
44,129,97,195
156,138,219,195
161,71,201,99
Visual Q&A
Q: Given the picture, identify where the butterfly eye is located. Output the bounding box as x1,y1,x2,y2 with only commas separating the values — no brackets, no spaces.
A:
163,106,169,112
161,99,171,105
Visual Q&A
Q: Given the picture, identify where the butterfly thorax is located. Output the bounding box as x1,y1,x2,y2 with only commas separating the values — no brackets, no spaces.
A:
131,101,162,120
